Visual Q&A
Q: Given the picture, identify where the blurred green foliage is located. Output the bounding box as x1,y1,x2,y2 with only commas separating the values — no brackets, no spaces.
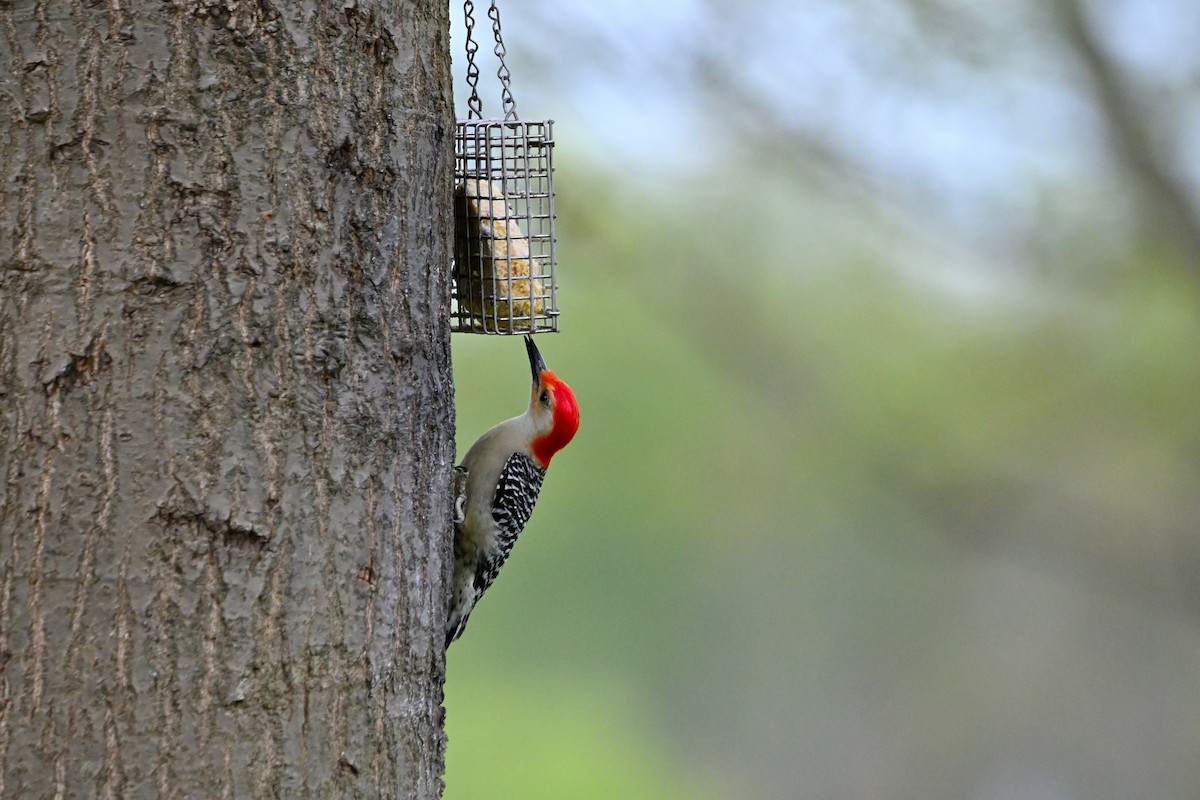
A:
444,163,1200,799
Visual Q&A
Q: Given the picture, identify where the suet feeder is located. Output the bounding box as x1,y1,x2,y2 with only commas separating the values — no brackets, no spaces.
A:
452,1,558,335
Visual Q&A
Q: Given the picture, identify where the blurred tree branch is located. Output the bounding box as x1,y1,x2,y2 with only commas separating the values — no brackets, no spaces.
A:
528,0,1200,628
1053,0,1200,267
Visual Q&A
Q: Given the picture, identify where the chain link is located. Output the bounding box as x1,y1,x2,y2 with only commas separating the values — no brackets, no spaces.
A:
487,1,518,120
462,0,482,119
460,0,519,120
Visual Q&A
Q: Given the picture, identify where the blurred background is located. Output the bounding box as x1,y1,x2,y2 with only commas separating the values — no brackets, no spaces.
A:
444,1,1200,798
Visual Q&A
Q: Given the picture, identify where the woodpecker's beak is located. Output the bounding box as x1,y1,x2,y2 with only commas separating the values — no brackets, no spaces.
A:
525,335,547,384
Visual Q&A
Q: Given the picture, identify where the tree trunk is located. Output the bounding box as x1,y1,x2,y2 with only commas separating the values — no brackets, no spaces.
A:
0,2,454,797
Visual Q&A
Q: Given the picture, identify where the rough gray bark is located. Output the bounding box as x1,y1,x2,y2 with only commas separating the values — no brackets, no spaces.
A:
0,1,454,797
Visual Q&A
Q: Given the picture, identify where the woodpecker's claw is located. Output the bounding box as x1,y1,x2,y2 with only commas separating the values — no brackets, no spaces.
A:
525,335,547,384
453,466,469,525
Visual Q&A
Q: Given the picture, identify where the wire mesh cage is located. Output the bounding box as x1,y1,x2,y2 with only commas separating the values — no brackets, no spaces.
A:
452,118,558,334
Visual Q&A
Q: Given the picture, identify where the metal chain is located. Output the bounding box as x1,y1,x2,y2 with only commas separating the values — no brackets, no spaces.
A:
487,1,518,121
462,0,483,119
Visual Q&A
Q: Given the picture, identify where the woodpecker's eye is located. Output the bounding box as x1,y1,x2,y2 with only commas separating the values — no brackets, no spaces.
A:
539,390,550,407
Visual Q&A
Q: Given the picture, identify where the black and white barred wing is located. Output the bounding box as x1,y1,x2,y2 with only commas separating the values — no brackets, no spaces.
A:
475,452,545,594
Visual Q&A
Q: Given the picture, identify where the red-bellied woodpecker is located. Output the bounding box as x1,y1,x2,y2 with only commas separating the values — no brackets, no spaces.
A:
447,335,581,647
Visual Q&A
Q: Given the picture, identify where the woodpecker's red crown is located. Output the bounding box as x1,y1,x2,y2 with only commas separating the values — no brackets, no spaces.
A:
525,336,580,468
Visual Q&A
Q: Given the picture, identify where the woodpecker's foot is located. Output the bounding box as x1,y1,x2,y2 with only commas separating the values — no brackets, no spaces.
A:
452,465,468,525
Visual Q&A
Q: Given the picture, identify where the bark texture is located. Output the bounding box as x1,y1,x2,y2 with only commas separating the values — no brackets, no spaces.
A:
0,1,454,797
